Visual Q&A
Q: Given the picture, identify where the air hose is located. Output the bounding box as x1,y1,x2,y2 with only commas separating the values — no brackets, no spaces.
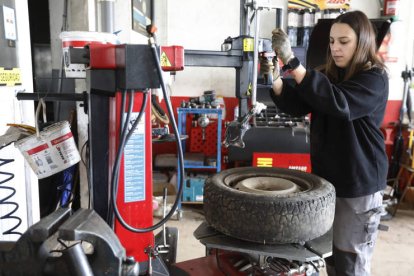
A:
0,157,22,236
110,37,185,233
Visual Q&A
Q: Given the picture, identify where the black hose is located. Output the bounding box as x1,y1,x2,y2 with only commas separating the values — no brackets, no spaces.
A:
107,91,129,225
109,92,134,227
110,39,185,232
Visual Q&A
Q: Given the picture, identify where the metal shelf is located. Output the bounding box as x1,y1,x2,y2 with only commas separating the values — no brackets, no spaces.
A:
177,107,223,208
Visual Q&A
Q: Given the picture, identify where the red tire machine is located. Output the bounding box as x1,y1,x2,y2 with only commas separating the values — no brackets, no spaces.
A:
71,34,186,274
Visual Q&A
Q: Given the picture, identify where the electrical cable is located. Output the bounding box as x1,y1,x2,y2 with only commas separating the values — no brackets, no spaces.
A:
58,165,76,207
0,158,22,236
107,92,127,224
109,36,185,233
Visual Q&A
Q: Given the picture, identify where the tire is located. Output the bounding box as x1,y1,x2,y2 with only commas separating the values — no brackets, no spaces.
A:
203,167,335,244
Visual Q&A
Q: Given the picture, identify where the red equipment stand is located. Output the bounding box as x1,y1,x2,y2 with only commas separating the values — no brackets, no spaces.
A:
109,92,154,264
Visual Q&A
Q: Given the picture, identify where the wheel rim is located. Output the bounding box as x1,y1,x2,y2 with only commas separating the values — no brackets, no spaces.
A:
234,176,300,195
223,172,312,194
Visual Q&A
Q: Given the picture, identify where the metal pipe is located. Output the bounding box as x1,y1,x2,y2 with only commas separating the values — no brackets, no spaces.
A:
63,243,94,276
276,8,283,28
240,0,246,36
97,0,115,33
16,92,86,102
251,9,261,106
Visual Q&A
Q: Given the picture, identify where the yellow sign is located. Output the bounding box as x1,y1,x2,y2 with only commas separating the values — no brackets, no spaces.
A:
0,67,21,86
246,82,252,96
257,157,273,167
160,52,172,67
288,0,350,10
243,38,254,52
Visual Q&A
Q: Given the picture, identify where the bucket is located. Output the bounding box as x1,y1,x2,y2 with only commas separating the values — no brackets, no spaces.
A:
15,100,81,179
59,31,118,78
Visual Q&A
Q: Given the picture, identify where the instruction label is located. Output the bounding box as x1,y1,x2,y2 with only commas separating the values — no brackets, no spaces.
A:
0,68,21,86
124,112,146,203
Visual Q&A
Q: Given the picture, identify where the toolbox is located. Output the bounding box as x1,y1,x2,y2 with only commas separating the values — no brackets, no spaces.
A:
182,176,207,202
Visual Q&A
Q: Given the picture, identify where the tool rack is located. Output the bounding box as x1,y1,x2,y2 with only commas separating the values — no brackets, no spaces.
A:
176,107,223,213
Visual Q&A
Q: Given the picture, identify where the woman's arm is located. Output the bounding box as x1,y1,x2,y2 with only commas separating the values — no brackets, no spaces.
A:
297,68,388,120
271,61,307,96
270,78,312,117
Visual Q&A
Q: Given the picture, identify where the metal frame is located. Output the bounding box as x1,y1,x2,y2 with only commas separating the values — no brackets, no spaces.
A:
176,107,222,208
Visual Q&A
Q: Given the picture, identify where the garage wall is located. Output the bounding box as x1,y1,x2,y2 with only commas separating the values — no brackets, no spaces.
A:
162,0,287,98
162,0,240,98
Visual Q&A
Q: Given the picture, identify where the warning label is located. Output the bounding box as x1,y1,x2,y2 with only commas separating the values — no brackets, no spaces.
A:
257,157,273,167
0,67,21,86
160,52,172,67
243,38,254,52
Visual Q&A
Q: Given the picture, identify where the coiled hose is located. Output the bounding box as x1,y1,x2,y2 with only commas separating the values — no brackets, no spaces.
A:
0,158,22,236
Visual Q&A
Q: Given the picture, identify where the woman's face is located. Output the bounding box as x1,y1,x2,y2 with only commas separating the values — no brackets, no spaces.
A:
329,23,358,68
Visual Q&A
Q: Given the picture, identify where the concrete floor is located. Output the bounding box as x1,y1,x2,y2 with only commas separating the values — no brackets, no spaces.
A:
157,203,414,275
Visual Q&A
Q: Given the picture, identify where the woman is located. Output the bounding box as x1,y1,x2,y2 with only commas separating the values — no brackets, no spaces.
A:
269,11,388,275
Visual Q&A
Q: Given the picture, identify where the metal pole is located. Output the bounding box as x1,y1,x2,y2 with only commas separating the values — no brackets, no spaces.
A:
251,9,261,106
97,0,115,33
276,8,283,28
240,0,246,36
90,0,115,219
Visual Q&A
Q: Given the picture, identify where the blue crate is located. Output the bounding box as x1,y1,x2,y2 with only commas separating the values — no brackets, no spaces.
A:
182,177,206,202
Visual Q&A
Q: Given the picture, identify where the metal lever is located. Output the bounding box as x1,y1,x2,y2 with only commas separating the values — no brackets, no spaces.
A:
223,102,266,148
156,187,170,254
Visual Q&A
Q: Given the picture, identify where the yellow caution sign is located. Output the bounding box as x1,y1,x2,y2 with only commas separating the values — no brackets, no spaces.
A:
0,67,21,86
160,52,172,67
257,157,273,167
243,38,254,52
246,82,252,96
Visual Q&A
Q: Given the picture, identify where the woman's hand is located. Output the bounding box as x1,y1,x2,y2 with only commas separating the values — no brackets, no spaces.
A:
271,28,294,65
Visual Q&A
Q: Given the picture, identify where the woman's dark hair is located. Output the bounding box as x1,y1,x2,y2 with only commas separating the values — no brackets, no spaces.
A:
325,10,385,82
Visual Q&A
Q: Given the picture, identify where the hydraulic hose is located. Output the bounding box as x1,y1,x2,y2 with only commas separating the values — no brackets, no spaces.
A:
107,91,133,226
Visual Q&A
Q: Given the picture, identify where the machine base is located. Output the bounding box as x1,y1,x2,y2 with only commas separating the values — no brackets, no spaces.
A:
171,221,332,275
